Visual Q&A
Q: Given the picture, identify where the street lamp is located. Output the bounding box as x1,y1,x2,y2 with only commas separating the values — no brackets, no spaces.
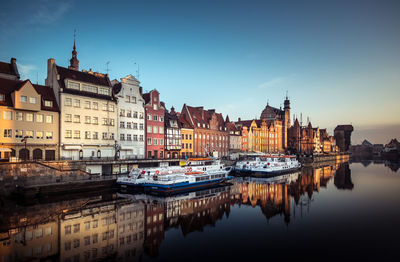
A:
21,136,28,161
114,140,119,160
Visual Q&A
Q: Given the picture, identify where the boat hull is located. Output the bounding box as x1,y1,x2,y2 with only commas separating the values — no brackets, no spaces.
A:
234,167,301,177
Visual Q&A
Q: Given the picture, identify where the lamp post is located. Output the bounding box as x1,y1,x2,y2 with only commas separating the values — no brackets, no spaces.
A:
21,136,28,161
114,140,119,160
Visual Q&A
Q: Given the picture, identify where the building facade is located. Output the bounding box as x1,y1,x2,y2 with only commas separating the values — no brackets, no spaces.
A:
179,114,194,158
164,107,181,159
45,42,118,160
143,90,165,158
113,75,145,159
0,78,59,161
180,104,229,157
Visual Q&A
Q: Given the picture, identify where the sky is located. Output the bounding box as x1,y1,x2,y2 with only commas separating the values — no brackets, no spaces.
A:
1,0,399,144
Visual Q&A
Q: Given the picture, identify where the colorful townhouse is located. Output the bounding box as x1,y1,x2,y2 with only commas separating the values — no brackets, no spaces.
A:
45,41,118,161
180,104,229,157
179,114,194,158
164,106,181,159
143,90,165,158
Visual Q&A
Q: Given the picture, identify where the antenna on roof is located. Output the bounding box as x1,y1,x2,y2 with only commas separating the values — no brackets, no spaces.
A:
300,113,303,126
36,72,38,85
134,62,140,80
106,61,110,74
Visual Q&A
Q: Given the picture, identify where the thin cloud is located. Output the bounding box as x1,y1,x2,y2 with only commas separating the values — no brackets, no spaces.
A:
258,77,286,89
18,63,37,79
29,1,72,25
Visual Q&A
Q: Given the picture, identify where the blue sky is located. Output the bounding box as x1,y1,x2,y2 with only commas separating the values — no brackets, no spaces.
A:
1,0,399,143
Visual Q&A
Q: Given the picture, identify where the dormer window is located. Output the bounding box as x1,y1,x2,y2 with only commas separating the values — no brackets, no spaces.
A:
45,100,53,107
29,97,36,104
68,81,80,90
20,96,27,103
0,94,4,101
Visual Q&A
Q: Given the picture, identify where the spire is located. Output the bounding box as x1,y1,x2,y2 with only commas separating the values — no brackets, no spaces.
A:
69,29,79,71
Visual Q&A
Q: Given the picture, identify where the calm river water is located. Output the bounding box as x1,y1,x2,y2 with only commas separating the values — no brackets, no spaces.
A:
1,161,399,261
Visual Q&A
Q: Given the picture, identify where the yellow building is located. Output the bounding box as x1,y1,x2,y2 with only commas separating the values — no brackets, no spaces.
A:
0,78,59,161
179,115,194,158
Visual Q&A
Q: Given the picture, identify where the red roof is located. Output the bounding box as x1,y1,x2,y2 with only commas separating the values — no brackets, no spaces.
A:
183,105,226,130
0,59,19,78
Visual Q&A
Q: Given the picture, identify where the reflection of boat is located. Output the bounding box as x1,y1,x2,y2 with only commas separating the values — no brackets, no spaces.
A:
240,171,300,185
234,154,301,175
117,158,233,194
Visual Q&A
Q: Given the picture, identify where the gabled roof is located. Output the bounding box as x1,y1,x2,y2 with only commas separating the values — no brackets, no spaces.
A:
179,114,192,129
184,105,226,130
0,78,59,111
165,110,182,129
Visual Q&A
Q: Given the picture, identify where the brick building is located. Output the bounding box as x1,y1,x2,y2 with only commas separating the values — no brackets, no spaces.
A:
164,106,181,159
143,90,165,158
180,104,229,157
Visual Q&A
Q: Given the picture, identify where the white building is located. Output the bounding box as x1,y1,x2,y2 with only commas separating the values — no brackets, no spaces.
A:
45,41,118,162
112,75,145,159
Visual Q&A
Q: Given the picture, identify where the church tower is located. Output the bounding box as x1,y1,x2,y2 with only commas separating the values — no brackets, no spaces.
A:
69,32,79,71
283,93,291,149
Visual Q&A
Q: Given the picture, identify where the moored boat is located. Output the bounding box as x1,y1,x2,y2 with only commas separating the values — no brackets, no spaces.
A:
234,154,301,175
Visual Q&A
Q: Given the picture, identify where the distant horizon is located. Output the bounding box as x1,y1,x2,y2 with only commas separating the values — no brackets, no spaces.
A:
1,0,399,144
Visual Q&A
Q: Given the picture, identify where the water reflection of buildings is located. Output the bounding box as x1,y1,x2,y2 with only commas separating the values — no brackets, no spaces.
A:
0,163,354,261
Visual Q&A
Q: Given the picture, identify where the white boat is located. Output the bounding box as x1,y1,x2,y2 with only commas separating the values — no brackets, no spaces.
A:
234,154,301,175
117,158,233,194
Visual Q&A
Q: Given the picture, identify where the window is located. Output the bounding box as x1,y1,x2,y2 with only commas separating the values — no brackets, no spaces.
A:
102,132,107,140
93,132,98,140
26,113,33,122
110,119,115,126
120,134,125,141
65,241,71,251
139,112,143,119
147,138,152,145
73,239,80,248
84,236,90,246
133,135,138,141
16,112,23,121
82,84,97,93
159,127,164,134
147,114,151,120
74,99,80,107
127,122,131,129
92,102,98,110
36,131,43,139
160,116,164,122
44,100,53,107
133,123,138,129
73,131,80,139
93,220,98,228
139,123,144,130
153,115,158,121
102,103,108,111
140,135,144,141
20,96,27,102
127,110,132,117
133,111,138,118
46,132,53,139
45,227,52,236
65,225,71,235
3,111,12,120
120,121,125,128
153,138,158,145
127,134,132,141
26,130,33,138
85,116,91,124
0,94,4,101
29,97,37,104
73,115,80,123
109,105,114,112
85,131,91,139
65,98,72,106
153,126,158,133
15,130,23,138
98,87,109,95
153,104,158,110
65,130,72,138
65,114,72,122
93,234,98,244
125,96,130,102
102,118,107,125
93,117,98,125
110,133,114,140
68,81,80,90
160,139,164,145
132,96,136,103
36,229,43,238
85,101,91,109
147,126,152,133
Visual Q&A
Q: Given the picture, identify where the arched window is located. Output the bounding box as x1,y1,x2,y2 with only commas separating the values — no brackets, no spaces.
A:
19,148,29,161
33,148,43,160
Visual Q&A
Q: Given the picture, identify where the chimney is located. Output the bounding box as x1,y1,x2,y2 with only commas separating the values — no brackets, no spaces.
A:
10,58,20,79
45,58,55,86
238,117,241,122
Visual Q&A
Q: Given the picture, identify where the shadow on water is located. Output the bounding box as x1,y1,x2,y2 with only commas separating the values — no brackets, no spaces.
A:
1,161,399,261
